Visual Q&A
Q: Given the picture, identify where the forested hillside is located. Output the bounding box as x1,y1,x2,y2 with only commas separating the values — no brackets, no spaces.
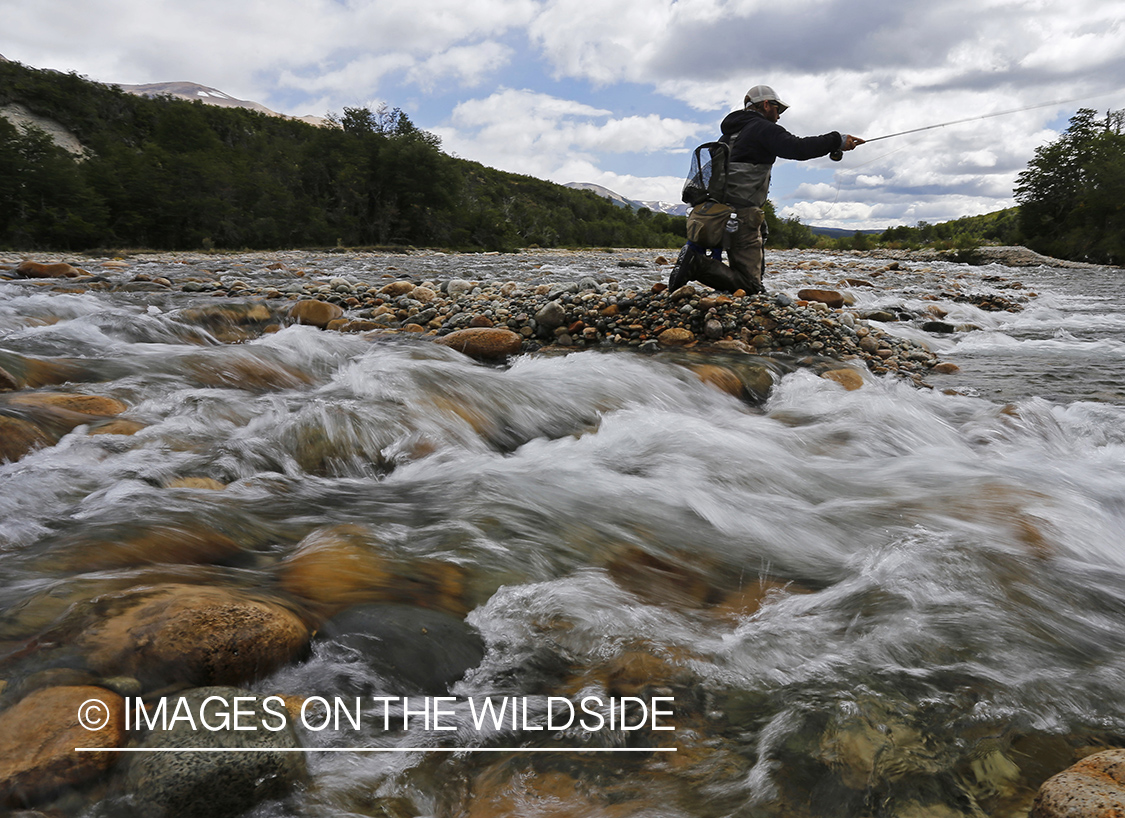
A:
0,61,686,252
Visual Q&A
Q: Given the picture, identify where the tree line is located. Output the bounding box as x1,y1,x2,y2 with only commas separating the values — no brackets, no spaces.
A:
0,60,686,252
2,59,1120,264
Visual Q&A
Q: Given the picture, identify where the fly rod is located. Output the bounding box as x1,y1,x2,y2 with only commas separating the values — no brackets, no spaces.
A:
829,91,1117,160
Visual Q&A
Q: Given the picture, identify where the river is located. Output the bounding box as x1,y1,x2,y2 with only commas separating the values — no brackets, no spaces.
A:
1,248,1123,817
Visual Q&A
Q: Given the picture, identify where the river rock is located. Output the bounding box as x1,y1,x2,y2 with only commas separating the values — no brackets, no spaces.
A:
44,523,244,573
922,320,957,334
15,261,86,279
174,303,278,343
690,364,745,399
1031,748,1125,817
0,685,125,807
74,584,309,690
277,524,394,614
378,280,416,296
277,524,467,617
533,300,566,329
185,350,314,391
315,603,486,694
821,368,866,390
0,391,130,445
164,476,227,490
658,327,694,346
0,416,52,462
5,392,127,416
289,299,344,328
0,350,110,389
87,418,146,436
797,288,845,308
123,686,306,818
434,327,522,359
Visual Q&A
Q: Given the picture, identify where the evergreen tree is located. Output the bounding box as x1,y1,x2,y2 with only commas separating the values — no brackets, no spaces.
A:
1015,108,1125,264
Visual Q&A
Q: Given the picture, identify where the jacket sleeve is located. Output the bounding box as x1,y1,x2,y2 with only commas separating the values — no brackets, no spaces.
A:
766,123,843,161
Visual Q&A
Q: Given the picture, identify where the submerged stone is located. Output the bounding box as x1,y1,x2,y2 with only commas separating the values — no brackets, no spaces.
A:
0,685,125,808
123,686,306,818
73,584,310,690
315,603,486,695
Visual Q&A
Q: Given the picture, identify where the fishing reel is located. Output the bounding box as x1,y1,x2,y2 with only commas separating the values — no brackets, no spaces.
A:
830,150,843,161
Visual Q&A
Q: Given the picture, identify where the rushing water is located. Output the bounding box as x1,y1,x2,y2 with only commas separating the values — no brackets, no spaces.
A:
1,249,1124,818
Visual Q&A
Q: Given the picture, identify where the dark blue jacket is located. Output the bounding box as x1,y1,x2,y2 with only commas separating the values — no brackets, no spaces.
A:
720,109,842,165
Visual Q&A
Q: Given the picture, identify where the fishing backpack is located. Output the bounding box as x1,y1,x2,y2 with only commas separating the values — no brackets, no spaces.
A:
681,142,731,206
682,135,772,211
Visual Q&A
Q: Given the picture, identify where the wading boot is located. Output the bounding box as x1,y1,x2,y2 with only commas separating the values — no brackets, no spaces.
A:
668,244,697,291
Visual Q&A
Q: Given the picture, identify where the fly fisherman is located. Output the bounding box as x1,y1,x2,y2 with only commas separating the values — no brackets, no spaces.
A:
669,85,864,294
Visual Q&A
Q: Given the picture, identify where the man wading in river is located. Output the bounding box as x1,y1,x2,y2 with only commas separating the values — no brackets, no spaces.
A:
670,85,864,294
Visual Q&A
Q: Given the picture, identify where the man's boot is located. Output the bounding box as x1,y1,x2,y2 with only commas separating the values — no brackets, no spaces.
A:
668,244,698,291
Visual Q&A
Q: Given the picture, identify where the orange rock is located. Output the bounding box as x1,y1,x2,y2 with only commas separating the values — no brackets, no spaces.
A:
15,261,86,279
87,418,146,436
379,281,416,296
606,546,718,609
710,577,812,622
186,351,313,391
289,299,344,328
821,368,865,390
6,392,127,416
691,364,744,398
797,288,845,308
0,685,124,807
657,327,694,346
335,319,384,332
277,524,468,617
434,328,522,359
45,523,244,572
0,349,107,389
277,524,394,613
932,362,961,374
0,416,53,462
76,584,309,689
1032,748,1125,817
164,477,227,490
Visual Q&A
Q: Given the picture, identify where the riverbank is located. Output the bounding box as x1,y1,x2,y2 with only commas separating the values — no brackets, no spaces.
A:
2,246,1041,388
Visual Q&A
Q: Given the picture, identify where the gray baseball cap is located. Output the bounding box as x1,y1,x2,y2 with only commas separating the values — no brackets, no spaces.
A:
744,85,789,112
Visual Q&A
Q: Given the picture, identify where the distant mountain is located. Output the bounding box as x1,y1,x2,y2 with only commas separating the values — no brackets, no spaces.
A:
565,182,690,217
564,182,638,209
637,199,691,217
117,81,327,126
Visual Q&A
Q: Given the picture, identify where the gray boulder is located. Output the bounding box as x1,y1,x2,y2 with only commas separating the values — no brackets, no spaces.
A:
123,687,306,818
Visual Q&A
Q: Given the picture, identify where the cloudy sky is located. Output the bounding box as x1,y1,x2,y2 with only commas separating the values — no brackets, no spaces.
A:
4,0,1124,229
